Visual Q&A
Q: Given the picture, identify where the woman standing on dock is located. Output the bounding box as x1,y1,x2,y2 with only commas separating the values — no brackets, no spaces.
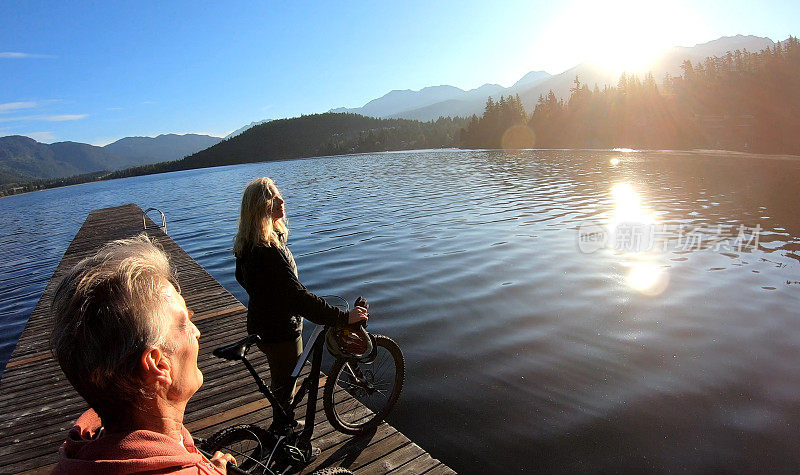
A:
233,177,367,423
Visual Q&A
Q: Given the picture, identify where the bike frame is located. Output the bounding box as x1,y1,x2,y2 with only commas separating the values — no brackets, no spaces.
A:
292,325,326,379
238,324,328,447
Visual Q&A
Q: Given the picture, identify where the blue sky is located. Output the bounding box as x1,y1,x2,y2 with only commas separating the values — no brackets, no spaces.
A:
1,0,797,145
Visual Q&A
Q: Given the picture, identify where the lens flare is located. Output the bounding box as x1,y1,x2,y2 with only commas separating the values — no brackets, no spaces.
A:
501,125,536,150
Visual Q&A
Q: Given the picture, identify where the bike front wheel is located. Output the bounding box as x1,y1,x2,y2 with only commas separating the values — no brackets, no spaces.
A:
323,334,405,435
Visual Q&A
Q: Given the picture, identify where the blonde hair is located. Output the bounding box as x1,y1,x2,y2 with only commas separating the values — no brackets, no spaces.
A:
233,177,289,257
51,233,177,425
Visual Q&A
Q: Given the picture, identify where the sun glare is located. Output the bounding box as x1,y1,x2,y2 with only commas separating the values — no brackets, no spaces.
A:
538,0,707,75
582,0,676,74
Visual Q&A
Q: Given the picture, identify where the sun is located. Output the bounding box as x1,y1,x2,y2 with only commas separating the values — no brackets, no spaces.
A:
592,35,665,74
538,0,706,75
581,0,678,73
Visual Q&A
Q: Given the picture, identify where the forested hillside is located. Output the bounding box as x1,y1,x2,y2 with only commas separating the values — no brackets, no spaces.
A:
0,133,222,186
0,136,66,183
461,37,800,154
105,113,467,176
2,114,466,195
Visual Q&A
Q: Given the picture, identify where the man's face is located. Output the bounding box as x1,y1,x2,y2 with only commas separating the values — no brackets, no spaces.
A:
161,282,203,401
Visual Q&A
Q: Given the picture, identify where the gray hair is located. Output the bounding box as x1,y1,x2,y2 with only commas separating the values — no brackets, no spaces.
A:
51,233,177,425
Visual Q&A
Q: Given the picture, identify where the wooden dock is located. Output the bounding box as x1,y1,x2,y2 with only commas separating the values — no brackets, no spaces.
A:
0,204,454,474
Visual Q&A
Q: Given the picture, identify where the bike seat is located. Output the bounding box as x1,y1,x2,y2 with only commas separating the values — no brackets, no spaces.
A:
213,334,261,361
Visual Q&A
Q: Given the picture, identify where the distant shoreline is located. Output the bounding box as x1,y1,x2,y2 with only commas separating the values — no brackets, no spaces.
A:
3,147,799,199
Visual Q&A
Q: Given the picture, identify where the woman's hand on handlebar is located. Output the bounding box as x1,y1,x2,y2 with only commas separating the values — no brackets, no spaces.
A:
348,306,369,324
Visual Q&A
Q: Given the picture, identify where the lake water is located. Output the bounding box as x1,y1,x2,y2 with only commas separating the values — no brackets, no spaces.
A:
1,150,799,472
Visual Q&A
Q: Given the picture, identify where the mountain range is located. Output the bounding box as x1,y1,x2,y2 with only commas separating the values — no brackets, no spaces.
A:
1,34,781,187
0,133,221,184
331,35,776,121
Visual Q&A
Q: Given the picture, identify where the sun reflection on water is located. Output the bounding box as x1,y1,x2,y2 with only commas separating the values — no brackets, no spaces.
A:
607,182,669,296
626,261,670,296
609,183,657,231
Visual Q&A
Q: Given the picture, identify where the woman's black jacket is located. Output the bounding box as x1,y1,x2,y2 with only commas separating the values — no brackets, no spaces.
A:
235,243,348,344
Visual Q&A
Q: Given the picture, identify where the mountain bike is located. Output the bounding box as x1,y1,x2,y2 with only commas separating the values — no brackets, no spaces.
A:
198,297,404,474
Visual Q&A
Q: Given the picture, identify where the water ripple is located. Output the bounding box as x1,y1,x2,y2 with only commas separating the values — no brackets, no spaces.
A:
2,150,800,472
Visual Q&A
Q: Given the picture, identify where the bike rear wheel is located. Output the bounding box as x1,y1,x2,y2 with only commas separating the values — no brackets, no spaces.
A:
202,424,272,472
323,334,404,435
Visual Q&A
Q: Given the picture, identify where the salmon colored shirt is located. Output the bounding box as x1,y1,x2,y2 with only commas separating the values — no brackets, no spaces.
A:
53,409,224,474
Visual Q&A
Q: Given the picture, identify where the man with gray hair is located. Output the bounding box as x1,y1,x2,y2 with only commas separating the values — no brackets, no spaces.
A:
51,234,234,474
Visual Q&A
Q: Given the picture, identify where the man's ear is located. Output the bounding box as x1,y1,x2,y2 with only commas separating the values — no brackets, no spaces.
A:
141,347,172,386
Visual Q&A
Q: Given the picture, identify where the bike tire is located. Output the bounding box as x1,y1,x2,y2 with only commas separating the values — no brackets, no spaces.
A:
202,424,272,473
323,334,404,435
